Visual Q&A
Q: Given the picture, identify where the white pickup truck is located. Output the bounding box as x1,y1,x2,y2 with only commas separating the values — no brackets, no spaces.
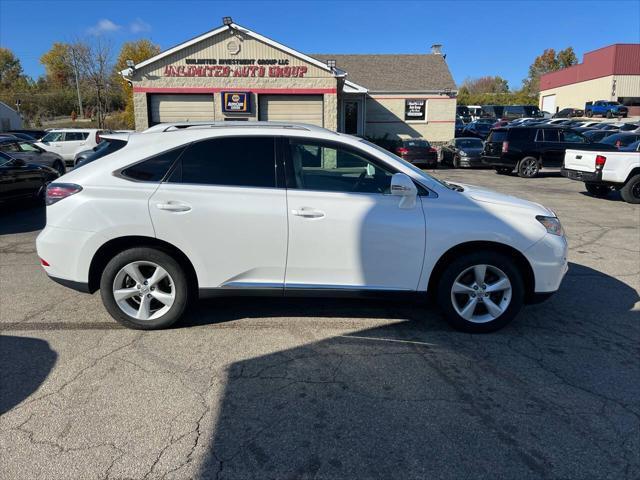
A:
562,147,640,204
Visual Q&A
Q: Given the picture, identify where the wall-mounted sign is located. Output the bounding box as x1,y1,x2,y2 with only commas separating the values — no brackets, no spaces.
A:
405,99,426,120
222,91,250,113
165,58,305,78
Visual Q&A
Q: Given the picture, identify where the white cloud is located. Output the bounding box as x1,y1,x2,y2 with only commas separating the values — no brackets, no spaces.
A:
129,18,152,34
87,19,122,36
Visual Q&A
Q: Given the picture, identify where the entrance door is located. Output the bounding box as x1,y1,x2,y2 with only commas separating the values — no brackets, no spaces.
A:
343,101,359,134
283,138,425,291
148,136,288,289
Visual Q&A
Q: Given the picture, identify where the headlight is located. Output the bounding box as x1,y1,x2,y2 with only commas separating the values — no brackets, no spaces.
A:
536,216,563,236
459,150,468,156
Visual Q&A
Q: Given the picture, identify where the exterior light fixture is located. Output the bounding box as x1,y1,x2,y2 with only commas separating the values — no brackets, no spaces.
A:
326,59,336,69
223,16,233,26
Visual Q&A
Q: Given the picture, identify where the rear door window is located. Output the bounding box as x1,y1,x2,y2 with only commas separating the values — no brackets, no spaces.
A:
169,136,277,188
542,130,560,142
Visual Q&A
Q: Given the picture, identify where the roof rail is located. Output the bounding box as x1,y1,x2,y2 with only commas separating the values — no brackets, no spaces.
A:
143,121,333,134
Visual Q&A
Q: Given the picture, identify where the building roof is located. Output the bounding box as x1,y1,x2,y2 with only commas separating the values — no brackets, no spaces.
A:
310,54,457,92
540,43,640,91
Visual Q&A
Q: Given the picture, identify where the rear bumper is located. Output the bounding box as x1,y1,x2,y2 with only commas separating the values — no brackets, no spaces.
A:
561,168,602,183
36,225,96,284
482,156,515,167
406,156,438,167
48,275,91,293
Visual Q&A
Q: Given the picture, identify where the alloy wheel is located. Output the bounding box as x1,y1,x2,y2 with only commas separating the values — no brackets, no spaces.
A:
450,264,512,323
521,159,538,177
112,261,175,321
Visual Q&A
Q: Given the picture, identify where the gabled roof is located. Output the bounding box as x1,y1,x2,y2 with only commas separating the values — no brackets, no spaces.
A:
310,54,457,92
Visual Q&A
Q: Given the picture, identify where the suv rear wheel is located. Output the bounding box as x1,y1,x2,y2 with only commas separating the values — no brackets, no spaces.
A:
517,157,540,178
620,174,640,204
436,251,525,333
100,247,189,329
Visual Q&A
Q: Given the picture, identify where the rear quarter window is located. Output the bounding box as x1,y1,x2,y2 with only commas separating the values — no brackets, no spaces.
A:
507,129,531,141
120,146,186,182
487,130,507,143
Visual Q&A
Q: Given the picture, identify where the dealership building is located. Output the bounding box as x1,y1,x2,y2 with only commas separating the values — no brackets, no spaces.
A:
122,19,457,141
539,43,640,116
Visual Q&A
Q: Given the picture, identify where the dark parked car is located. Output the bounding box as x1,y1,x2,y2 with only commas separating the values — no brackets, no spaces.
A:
0,138,66,175
5,132,37,141
582,129,615,143
482,126,615,178
617,123,640,132
7,129,48,141
0,151,59,203
454,118,466,137
553,108,585,118
456,106,471,123
620,139,640,152
502,105,543,120
394,139,438,168
593,123,620,131
599,132,640,149
440,137,485,168
462,121,493,139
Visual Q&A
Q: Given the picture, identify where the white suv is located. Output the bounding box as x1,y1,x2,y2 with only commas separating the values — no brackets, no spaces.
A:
36,122,568,332
36,129,110,164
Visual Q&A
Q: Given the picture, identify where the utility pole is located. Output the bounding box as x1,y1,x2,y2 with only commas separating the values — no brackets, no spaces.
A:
70,50,84,118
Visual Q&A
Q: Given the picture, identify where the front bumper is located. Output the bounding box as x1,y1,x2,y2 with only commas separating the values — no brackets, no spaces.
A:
524,233,569,294
561,168,602,183
458,155,484,167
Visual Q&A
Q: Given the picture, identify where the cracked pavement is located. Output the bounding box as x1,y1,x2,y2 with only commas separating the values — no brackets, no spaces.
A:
1,168,639,479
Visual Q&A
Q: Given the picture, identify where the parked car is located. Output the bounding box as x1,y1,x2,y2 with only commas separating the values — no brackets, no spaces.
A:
394,139,438,168
7,129,47,140
502,105,543,120
620,139,640,152
553,108,585,118
583,130,615,143
74,135,129,168
440,138,485,168
454,118,466,137
482,126,615,178
0,137,66,175
617,123,640,132
0,151,59,203
562,147,640,203
5,132,38,141
36,129,110,165
480,105,504,119
599,133,640,149
462,121,493,139
585,101,628,118
541,111,553,119
36,122,568,333
456,106,471,123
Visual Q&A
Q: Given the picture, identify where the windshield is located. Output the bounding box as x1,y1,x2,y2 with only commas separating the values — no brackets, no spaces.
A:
358,139,456,190
456,139,483,148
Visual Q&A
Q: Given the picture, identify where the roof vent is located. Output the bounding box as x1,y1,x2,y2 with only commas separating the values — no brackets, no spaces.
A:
431,44,443,55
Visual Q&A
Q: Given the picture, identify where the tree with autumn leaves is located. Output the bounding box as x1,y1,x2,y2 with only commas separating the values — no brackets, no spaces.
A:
522,47,578,95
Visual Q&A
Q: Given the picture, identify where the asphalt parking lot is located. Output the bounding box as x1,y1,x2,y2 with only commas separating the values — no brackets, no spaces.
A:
1,167,639,480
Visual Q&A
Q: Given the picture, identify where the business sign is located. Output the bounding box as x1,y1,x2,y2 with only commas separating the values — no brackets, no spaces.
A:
164,58,308,78
222,92,250,113
405,99,426,120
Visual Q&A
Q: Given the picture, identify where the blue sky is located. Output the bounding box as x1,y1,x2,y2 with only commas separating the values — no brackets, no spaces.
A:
1,0,639,89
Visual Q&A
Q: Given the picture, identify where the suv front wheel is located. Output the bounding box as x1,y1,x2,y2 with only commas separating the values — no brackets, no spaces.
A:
100,247,190,329
437,252,525,333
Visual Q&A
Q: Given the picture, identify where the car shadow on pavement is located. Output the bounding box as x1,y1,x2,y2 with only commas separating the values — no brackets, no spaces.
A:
0,335,57,414
189,261,639,479
0,204,46,235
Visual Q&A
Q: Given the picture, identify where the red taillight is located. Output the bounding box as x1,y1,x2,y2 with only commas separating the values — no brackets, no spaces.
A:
40,258,50,267
428,147,437,153
502,141,509,153
615,140,621,148
595,155,607,169
46,183,83,206
396,147,409,155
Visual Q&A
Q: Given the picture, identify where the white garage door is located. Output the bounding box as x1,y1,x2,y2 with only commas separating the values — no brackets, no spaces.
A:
258,95,323,127
149,94,215,124
541,95,556,114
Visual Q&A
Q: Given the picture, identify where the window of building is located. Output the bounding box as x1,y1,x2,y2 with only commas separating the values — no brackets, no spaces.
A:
169,137,276,188
288,140,393,194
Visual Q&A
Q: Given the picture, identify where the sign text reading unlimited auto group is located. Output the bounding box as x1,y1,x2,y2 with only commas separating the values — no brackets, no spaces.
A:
164,58,308,78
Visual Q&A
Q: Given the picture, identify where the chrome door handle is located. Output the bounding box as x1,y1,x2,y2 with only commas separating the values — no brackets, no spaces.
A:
291,207,325,218
156,202,191,212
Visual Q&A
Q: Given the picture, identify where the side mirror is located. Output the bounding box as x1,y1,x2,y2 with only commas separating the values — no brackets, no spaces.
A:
11,158,27,167
390,173,417,209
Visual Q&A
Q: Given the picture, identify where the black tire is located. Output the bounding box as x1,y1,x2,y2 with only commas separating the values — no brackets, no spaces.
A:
585,182,611,198
100,247,190,330
436,251,525,333
453,155,460,168
606,111,613,119
53,161,65,176
495,167,512,175
517,157,540,178
620,174,640,204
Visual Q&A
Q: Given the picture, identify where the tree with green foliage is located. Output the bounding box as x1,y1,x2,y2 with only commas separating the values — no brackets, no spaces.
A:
115,39,161,128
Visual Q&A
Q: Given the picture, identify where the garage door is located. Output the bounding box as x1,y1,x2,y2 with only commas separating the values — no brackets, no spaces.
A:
258,95,323,127
149,94,215,124
541,95,556,114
